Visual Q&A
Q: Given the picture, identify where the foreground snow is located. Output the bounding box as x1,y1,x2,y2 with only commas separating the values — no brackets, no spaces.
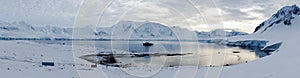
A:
0,40,78,78
221,23,300,78
220,5,300,78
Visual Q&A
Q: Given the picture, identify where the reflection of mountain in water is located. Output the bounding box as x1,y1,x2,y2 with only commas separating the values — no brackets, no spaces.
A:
78,41,277,67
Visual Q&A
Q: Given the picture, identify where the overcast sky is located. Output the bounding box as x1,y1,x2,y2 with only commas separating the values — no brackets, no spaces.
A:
1,0,300,33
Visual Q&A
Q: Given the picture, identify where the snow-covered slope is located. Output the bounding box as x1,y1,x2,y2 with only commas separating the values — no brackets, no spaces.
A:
0,40,79,78
254,4,300,33
221,5,300,78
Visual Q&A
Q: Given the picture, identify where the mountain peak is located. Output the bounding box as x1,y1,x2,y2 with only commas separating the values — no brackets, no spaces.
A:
272,4,300,18
254,5,300,33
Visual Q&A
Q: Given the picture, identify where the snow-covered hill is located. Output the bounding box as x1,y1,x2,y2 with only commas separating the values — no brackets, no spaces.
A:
225,5,300,45
254,4,300,33
221,5,300,78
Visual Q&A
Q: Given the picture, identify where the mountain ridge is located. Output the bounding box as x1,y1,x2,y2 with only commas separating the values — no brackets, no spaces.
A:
0,21,248,39
254,4,300,33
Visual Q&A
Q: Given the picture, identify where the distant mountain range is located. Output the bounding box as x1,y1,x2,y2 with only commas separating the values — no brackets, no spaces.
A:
96,21,248,39
0,21,72,38
0,21,248,40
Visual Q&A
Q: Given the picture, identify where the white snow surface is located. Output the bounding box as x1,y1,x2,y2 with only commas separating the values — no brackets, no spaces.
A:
0,40,78,78
220,5,300,78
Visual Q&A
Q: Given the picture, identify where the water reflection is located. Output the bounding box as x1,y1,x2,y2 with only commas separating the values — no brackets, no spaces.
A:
79,41,273,67
31,40,276,67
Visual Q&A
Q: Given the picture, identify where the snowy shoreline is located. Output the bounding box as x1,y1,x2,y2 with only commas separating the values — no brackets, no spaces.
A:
0,40,222,78
0,39,278,78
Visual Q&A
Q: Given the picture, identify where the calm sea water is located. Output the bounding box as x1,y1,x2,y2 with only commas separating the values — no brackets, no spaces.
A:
37,40,269,67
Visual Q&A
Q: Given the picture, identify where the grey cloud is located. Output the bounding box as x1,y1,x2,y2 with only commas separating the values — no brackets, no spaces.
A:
1,0,300,33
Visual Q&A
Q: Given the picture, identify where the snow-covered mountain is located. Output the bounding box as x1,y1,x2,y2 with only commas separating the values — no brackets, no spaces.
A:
95,21,248,39
0,21,72,38
196,29,248,38
0,21,248,39
95,21,196,39
223,5,300,48
254,5,300,33
221,5,300,78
